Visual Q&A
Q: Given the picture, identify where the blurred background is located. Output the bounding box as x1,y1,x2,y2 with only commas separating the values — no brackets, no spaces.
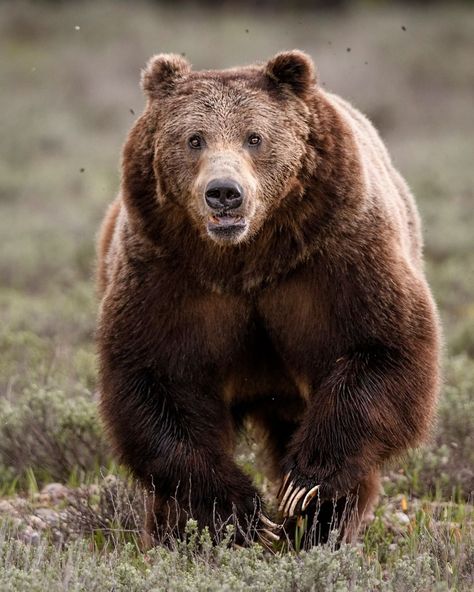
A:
0,0,473,505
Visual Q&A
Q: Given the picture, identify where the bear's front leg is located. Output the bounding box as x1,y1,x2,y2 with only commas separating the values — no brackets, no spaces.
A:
99,366,280,547
277,344,438,533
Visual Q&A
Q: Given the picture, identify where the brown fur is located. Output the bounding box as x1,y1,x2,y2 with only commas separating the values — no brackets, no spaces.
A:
96,51,441,547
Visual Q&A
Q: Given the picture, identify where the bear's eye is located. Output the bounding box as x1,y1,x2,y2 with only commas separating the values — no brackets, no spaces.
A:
188,134,202,149
247,133,262,147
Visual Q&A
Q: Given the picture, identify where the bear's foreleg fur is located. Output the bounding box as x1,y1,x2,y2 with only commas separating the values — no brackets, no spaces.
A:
99,364,280,546
277,343,438,528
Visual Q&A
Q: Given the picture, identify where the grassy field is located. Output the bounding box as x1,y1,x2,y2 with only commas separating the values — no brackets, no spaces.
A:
0,1,473,590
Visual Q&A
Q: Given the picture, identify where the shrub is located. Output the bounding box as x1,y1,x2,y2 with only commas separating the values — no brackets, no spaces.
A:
0,514,472,592
0,387,110,486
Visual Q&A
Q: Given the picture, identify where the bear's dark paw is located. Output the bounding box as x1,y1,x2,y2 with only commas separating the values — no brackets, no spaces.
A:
277,461,367,519
277,471,320,518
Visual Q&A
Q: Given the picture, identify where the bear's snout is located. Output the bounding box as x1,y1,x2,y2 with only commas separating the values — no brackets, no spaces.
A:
205,178,244,211
204,178,249,243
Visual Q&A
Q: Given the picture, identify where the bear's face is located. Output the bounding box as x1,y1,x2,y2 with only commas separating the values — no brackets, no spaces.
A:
140,52,316,245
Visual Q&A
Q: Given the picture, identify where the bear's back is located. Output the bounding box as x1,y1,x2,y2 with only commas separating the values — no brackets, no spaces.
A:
325,92,423,270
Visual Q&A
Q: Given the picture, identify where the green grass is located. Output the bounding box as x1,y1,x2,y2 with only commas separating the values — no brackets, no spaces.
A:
0,1,473,590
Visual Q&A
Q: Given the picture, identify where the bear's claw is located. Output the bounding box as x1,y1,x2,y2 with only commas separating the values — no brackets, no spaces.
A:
286,486,307,517
278,479,296,512
301,484,320,512
259,528,280,542
257,514,282,548
277,472,320,518
276,471,291,499
260,514,282,531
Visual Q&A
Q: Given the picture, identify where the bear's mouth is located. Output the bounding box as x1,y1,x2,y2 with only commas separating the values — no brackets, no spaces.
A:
208,214,245,228
207,213,248,241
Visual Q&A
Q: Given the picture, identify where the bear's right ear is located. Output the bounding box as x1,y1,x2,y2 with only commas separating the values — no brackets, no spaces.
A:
141,53,191,97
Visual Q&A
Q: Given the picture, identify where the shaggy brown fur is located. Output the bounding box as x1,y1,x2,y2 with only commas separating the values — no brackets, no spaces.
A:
97,51,441,548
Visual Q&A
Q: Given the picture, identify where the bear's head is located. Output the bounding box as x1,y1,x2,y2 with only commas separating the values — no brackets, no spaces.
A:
124,51,318,246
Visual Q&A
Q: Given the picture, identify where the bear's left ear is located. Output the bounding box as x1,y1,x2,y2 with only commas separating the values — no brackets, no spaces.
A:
264,50,316,99
141,53,191,97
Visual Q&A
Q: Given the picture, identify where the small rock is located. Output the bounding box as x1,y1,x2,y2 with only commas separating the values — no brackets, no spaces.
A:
0,500,16,515
395,511,410,525
35,508,60,526
88,484,100,497
11,498,29,511
20,526,40,545
40,483,69,501
51,528,66,544
29,516,47,530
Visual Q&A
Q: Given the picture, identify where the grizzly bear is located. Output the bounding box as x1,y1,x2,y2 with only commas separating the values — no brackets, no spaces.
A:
97,50,441,548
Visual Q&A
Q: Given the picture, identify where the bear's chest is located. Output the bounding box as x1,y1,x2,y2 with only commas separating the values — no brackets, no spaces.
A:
218,272,337,407
256,269,337,372
146,263,338,392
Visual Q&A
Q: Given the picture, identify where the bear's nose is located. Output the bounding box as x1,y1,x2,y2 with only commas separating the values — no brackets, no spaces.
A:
205,179,243,210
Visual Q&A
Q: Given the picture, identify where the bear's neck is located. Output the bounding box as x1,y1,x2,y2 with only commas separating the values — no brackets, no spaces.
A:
124,190,370,296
